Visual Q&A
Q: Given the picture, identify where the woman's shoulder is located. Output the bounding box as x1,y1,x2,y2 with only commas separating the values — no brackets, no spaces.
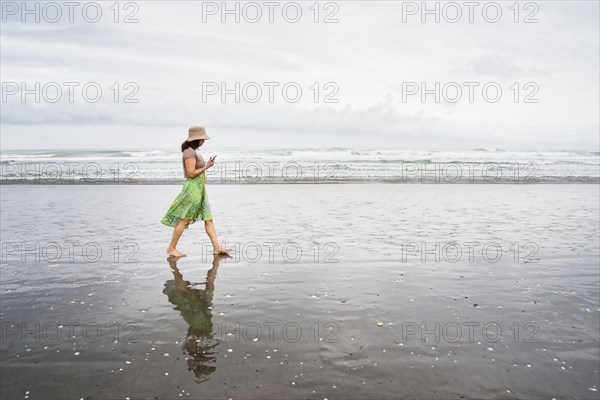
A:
182,148,197,159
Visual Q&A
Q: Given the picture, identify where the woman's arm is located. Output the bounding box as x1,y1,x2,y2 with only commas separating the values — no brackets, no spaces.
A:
185,157,214,178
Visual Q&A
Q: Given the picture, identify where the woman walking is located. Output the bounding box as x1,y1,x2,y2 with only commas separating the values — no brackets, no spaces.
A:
161,126,231,257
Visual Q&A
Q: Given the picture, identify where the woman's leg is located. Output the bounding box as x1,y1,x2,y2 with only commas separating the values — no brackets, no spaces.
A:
204,220,232,254
167,218,190,257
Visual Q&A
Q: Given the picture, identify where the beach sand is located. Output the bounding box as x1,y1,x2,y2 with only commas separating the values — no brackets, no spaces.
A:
1,184,598,399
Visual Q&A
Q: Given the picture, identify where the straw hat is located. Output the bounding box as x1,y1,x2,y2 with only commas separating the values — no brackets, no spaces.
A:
186,125,210,141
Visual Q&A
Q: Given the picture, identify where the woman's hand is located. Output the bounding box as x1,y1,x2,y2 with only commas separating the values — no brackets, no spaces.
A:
185,157,213,178
194,159,214,176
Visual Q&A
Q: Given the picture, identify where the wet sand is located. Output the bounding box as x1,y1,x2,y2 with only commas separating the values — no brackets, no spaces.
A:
1,184,599,399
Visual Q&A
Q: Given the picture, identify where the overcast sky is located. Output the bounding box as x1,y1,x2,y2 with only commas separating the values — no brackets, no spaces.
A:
1,0,598,150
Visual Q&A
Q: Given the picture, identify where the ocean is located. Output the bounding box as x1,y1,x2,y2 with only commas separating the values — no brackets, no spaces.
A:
1,148,599,184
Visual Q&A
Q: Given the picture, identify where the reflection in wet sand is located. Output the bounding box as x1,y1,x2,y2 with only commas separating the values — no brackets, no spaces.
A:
163,255,230,383
1,185,598,399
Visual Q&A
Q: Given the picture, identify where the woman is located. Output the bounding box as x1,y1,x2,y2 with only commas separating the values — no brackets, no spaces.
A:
161,126,231,257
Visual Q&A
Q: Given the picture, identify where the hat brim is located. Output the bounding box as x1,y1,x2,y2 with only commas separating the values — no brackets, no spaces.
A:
186,134,210,141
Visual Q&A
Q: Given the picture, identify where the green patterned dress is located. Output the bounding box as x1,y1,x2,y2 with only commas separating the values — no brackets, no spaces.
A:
161,148,213,227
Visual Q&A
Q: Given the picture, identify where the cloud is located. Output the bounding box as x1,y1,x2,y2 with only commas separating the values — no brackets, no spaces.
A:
1,1,598,150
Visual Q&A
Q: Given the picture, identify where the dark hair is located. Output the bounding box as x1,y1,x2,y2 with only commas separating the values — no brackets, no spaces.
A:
181,139,201,152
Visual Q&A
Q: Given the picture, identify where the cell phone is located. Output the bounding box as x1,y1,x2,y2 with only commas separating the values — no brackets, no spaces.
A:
210,155,217,161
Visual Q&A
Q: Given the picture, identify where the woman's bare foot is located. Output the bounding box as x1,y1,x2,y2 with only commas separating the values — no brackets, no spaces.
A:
167,247,186,257
213,246,232,255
